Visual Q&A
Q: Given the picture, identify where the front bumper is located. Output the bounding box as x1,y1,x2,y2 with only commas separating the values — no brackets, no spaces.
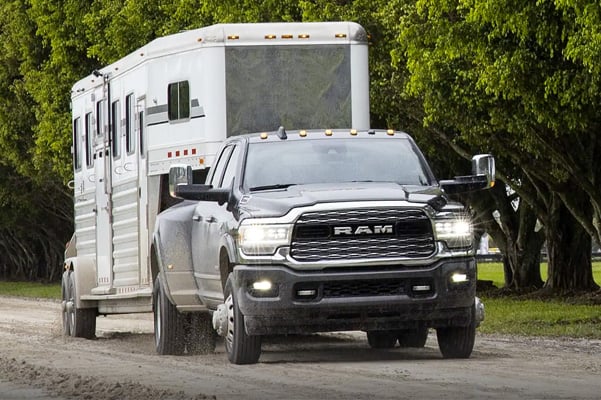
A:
231,258,477,335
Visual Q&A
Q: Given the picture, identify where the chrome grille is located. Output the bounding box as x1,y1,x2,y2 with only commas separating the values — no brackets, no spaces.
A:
290,208,435,262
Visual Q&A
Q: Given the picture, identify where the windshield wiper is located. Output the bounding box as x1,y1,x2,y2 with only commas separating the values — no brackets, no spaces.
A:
249,183,297,192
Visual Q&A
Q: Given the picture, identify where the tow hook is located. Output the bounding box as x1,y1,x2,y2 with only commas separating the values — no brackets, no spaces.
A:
212,303,228,337
475,296,485,327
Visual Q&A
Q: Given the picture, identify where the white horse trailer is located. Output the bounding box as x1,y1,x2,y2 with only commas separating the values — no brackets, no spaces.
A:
63,22,370,338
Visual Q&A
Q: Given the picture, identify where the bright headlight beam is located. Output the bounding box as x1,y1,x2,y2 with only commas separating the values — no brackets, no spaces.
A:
252,280,273,291
451,273,468,283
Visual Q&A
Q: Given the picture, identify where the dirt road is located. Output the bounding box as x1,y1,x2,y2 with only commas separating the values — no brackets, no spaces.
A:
0,296,599,400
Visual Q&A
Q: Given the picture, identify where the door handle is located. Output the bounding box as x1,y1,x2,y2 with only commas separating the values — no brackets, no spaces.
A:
193,215,202,222
207,216,217,223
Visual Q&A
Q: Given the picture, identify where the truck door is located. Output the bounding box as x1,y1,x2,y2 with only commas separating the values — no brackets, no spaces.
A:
94,92,114,293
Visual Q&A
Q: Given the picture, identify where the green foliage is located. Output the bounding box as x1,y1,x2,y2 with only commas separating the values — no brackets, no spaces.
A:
0,281,61,299
479,297,601,338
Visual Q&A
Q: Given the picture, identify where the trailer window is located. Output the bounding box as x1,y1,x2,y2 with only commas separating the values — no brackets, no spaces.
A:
168,81,190,121
73,117,82,171
96,100,105,137
138,110,145,157
126,94,135,154
226,45,351,135
111,100,121,159
85,113,94,168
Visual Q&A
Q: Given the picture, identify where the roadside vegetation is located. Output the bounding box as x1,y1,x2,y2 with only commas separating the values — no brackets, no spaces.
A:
0,281,61,299
477,262,601,339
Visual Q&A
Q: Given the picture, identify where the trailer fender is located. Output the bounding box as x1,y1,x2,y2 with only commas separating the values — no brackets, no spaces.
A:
64,256,97,309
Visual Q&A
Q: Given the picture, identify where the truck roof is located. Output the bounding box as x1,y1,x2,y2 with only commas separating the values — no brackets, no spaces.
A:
231,128,414,144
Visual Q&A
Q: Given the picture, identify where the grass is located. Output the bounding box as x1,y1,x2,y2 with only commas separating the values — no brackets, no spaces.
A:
1,262,600,339
0,281,61,299
477,261,601,339
478,261,601,289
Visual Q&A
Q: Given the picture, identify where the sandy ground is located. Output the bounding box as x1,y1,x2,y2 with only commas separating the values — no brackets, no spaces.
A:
0,295,600,400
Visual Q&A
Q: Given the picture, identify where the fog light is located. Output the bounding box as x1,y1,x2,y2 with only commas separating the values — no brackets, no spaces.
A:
297,289,317,297
252,280,273,291
451,273,468,284
412,285,432,292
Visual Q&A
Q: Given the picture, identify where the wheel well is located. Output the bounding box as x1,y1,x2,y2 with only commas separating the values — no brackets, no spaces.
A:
219,248,233,291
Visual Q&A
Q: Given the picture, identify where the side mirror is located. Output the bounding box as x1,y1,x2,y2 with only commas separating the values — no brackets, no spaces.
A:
169,164,193,198
168,164,230,204
440,154,496,194
472,154,495,188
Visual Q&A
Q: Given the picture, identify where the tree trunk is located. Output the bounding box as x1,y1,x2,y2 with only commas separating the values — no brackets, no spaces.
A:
468,182,545,290
545,193,599,292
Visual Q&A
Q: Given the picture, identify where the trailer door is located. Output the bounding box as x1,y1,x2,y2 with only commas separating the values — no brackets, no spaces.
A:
137,97,150,286
94,95,114,292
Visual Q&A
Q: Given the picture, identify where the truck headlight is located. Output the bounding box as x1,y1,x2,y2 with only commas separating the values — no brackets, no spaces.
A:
434,218,473,249
238,223,293,255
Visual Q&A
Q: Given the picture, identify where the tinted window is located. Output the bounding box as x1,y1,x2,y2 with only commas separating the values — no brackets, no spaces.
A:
96,100,105,137
73,118,82,171
209,146,234,186
168,81,190,121
244,138,432,190
219,145,241,188
111,100,121,159
126,94,135,154
138,110,145,157
85,113,94,168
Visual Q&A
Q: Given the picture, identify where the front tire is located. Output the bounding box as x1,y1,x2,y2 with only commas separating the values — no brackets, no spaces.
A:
224,274,261,364
436,306,476,359
154,276,186,355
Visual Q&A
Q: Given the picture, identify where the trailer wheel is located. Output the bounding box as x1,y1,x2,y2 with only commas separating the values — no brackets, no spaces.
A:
66,272,96,339
61,271,71,336
224,274,261,364
397,327,429,348
366,331,397,349
153,276,186,355
436,306,476,359
186,313,217,355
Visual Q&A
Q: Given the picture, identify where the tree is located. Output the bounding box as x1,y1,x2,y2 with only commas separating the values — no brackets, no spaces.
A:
392,0,599,291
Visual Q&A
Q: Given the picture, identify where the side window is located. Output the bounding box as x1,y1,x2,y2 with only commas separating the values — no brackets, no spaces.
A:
125,94,135,154
96,100,105,137
111,100,121,159
168,81,190,121
209,146,234,187
85,112,94,168
138,110,145,158
73,117,82,171
219,145,241,188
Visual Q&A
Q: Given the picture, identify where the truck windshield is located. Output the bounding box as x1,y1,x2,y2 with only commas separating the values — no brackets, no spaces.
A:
225,45,351,135
244,138,433,191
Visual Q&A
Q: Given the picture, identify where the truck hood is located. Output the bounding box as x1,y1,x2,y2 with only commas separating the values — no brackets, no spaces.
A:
239,182,447,218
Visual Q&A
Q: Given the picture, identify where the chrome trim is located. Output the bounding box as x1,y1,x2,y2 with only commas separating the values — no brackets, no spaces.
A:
235,201,474,270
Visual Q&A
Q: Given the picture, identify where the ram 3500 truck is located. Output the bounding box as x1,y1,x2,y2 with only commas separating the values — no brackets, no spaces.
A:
154,127,494,364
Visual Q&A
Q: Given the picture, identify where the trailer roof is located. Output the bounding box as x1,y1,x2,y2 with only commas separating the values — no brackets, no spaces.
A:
71,21,367,96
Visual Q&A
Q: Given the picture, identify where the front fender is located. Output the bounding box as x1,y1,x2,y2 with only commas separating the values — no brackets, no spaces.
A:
153,201,203,309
